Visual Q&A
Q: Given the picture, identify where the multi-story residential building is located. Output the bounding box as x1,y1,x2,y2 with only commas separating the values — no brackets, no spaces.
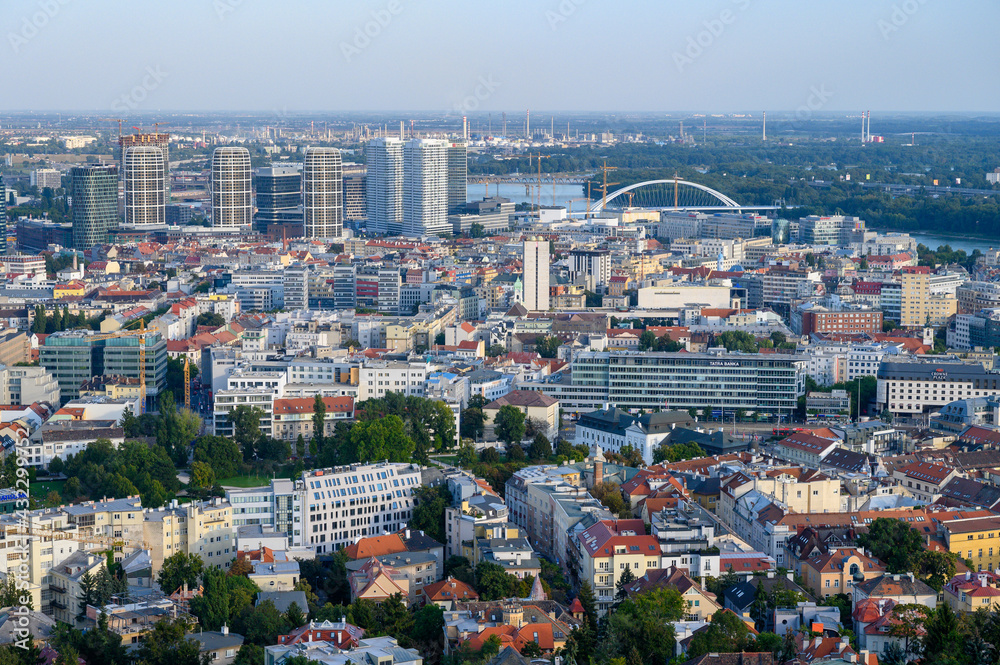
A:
403,139,448,237
958,282,1000,315
301,462,422,555
211,147,253,228
227,478,302,547
358,361,427,400
303,147,343,239
522,238,550,312
142,498,235,576
877,360,1000,417
367,137,404,235
570,250,611,291
943,571,1000,613
802,546,885,599
48,550,107,627
122,145,167,226
505,465,612,567
575,519,660,613
901,267,958,327
31,167,62,190
0,364,60,405
891,462,962,503
773,431,841,468
652,502,719,578
213,369,287,438
444,493,509,560
271,396,354,442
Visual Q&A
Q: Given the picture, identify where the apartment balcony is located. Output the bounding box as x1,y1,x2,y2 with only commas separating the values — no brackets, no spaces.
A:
50,599,67,610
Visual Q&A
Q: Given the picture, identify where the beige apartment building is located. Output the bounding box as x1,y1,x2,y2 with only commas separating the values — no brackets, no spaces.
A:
901,268,957,327
143,499,235,580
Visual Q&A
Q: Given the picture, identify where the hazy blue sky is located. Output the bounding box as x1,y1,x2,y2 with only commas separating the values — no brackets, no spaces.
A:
2,0,997,112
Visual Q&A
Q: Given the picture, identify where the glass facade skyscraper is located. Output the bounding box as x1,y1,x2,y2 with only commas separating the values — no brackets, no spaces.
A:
253,164,302,234
70,164,118,249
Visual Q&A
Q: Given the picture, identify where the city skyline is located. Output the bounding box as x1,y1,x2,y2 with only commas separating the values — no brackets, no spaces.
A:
1,0,997,113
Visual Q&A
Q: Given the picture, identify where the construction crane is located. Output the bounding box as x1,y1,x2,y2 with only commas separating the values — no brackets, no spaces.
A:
592,161,619,213
184,356,191,409
99,118,124,138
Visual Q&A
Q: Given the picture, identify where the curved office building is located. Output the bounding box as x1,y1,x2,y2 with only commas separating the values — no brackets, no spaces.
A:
122,146,166,225
302,147,343,238
71,164,119,249
211,147,253,227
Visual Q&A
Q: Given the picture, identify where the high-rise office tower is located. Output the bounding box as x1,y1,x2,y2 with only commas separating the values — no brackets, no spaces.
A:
447,142,467,215
403,139,448,237
0,175,6,255
254,164,303,234
122,146,166,225
366,137,403,235
70,164,118,250
302,147,343,238
211,147,252,228
523,237,550,312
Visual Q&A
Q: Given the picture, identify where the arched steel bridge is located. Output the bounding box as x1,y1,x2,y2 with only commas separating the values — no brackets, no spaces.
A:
590,178,743,213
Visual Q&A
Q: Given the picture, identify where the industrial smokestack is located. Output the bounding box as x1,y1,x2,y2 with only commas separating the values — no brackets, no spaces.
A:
762,111,766,141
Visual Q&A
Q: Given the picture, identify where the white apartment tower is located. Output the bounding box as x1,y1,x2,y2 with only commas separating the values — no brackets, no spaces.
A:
302,147,343,238
523,237,550,311
211,147,253,227
122,145,166,225
402,138,448,237
366,137,404,235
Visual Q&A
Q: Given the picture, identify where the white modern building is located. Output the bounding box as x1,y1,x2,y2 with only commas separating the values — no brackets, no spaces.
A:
403,139,448,237
122,145,166,225
302,463,422,554
303,147,343,238
366,137,404,235
211,147,253,228
522,238,550,311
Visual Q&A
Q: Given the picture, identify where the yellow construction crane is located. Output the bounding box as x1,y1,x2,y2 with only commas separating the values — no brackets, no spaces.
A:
184,356,191,409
